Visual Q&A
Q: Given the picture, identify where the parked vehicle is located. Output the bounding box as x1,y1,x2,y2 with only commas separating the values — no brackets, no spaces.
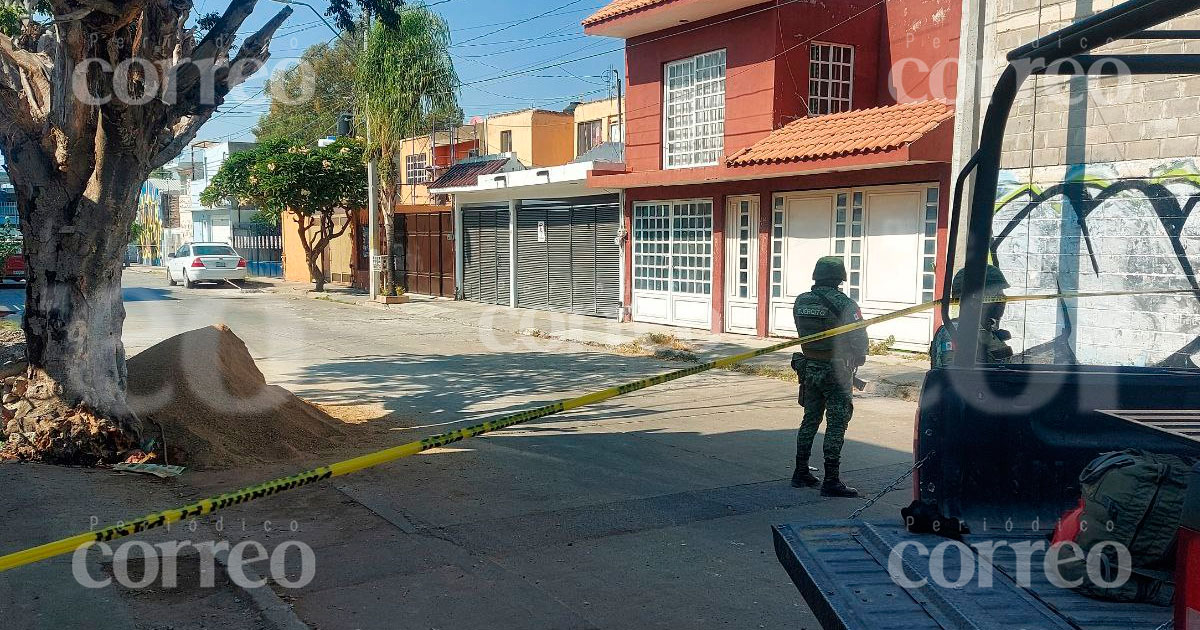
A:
773,0,1200,627
2,251,24,284
166,242,247,288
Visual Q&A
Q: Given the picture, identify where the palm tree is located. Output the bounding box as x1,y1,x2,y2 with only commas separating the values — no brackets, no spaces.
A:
355,6,460,295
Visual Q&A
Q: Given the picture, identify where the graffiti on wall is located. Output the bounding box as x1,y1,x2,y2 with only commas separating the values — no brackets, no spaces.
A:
991,160,1200,368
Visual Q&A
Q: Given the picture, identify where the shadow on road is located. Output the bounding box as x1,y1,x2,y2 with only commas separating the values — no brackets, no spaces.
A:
121,287,176,302
289,350,701,428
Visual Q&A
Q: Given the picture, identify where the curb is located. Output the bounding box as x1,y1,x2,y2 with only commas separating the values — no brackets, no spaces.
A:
213,548,311,630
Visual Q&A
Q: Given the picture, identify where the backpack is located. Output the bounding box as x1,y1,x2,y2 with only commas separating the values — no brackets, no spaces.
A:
1056,449,1195,605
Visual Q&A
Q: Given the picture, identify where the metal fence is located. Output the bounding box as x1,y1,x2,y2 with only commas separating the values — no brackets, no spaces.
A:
231,224,283,278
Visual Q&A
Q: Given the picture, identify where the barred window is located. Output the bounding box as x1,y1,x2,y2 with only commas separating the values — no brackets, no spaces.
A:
809,43,853,116
405,153,429,184
922,188,940,303
633,200,713,296
832,192,864,302
664,50,726,169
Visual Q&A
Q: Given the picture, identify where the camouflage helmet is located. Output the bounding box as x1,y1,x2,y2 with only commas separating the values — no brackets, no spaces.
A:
812,256,848,284
951,265,1010,297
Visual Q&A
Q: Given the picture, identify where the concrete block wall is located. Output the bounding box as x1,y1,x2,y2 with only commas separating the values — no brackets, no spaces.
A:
966,0,1200,366
990,160,1200,366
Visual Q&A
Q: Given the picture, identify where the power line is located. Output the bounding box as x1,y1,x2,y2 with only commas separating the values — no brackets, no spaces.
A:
453,0,596,46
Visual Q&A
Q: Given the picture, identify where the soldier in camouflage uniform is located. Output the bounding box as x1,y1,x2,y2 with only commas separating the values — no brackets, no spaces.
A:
930,265,1013,368
792,257,869,498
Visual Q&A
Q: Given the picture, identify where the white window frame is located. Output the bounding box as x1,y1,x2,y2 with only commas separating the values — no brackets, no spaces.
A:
808,42,853,117
832,191,865,302
663,49,726,169
921,188,940,304
406,153,429,184
632,199,713,296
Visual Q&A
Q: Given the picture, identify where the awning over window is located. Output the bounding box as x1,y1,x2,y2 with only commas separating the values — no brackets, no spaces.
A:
587,100,954,189
428,158,512,192
727,100,954,167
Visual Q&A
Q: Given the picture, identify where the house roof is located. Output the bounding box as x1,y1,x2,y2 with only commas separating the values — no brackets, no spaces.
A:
727,100,955,167
427,157,514,192
572,142,625,164
582,0,672,26
583,0,764,37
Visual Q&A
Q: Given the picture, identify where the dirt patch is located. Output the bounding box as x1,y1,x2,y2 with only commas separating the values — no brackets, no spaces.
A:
127,325,349,470
0,324,27,375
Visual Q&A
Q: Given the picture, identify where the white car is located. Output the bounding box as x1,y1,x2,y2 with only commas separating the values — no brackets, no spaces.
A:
166,242,247,288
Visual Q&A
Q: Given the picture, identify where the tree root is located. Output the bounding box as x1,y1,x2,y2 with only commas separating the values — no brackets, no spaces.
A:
0,375,139,466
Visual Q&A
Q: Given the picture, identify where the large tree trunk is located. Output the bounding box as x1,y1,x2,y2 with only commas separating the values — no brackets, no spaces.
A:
0,0,292,465
1,147,145,464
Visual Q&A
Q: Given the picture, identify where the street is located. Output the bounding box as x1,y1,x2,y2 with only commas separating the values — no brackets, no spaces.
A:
1,271,919,629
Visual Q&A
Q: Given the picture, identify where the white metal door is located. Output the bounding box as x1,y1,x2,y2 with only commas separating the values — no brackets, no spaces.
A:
862,190,932,348
724,196,758,334
211,216,232,244
769,194,834,336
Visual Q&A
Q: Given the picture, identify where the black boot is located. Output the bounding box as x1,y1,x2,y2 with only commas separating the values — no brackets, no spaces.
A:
791,454,819,488
820,459,859,498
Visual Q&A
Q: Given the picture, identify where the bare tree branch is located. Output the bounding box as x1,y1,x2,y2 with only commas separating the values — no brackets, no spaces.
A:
191,0,258,63
149,113,205,168
0,34,49,88
329,209,354,241
0,34,50,133
150,6,291,168
211,5,292,99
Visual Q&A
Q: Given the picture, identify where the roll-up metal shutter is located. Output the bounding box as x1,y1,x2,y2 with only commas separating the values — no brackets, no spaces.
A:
461,204,510,306
515,195,620,318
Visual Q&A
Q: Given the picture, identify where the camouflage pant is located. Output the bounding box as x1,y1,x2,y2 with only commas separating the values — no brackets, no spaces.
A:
796,360,854,463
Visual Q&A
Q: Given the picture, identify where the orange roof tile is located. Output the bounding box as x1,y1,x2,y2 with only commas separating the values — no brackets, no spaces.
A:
582,0,675,26
726,100,955,167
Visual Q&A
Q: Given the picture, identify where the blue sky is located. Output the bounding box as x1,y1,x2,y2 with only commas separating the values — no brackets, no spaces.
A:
201,0,624,143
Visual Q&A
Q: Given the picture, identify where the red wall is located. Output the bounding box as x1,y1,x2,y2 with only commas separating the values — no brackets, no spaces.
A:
620,0,960,176
876,0,961,103
774,0,885,123
433,140,479,168
624,4,781,173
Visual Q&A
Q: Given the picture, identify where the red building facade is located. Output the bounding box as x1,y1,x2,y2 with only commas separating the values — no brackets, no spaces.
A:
585,0,961,349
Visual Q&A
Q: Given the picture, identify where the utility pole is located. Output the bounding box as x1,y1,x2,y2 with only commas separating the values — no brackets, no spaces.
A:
364,12,380,299
613,68,624,151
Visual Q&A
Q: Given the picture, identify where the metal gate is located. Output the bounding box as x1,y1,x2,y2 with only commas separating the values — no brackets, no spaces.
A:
516,195,620,318
399,212,454,297
460,204,511,305
231,223,283,278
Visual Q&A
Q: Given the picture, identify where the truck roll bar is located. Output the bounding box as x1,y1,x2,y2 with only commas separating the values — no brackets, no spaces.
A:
948,0,1200,366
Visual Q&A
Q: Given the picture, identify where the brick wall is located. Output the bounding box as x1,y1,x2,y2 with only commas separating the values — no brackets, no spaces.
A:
970,0,1200,366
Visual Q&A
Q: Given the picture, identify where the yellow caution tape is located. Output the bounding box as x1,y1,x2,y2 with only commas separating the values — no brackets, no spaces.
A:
1,286,1196,573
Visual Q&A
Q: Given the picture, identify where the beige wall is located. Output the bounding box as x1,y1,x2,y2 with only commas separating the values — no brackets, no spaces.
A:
482,109,574,167
395,126,481,206
484,110,534,165
281,210,356,284
572,97,622,157
396,135,436,206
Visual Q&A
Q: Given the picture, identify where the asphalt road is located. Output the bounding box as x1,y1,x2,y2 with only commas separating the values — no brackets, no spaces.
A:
1,271,920,630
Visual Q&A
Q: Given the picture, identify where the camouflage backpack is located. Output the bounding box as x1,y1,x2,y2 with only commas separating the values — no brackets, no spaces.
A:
1059,449,1195,605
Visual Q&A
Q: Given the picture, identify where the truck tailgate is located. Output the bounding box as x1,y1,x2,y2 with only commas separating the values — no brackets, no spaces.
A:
772,521,1170,630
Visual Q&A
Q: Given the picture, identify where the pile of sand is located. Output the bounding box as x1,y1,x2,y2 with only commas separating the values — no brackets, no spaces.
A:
127,325,348,469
